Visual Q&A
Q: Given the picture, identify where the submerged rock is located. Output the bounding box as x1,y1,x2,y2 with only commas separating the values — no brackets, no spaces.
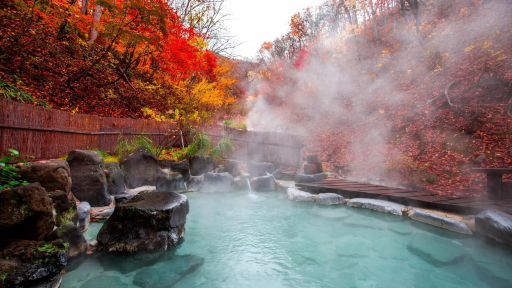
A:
0,183,54,241
406,233,466,266
97,250,177,274
475,209,512,245
248,162,276,177
105,162,126,195
294,173,326,183
251,175,277,191
316,193,345,205
287,188,315,202
189,155,214,176
336,235,372,257
45,224,87,259
48,190,77,227
387,223,414,235
77,201,91,232
470,248,512,288
201,172,234,192
408,210,472,235
156,174,186,192
97,191,189,253
0,239,68,288
120,146,165,189
347,198,404,216
80,275,129,288
133,255,205,288
67,150,111,207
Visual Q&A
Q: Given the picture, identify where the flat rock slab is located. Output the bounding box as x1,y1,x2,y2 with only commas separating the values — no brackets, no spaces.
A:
287,188,314,202
409,210,472,235
126,186,156,195
347,198,404,216
308,207,351,219
406,233,466,267
316,193,345,205
295,173,326,183
475,209,512,245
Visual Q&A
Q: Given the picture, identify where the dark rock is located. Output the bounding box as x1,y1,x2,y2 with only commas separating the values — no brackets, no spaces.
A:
306,155,319,164
80,276,129,288
315,163,323,173
45,224,87,259
133,254,205,288
0,183,54,241
17,159,72,193
97,249,178,274
303,163,317,175
156,174,186,192
316,193,345,205
67,150,111,207
233,177,250,191
295,173,326,183
248,162,276,177
119,146,165,189
97,191,189,253
113,193,135,204
0,239,68,288
77,202,91,233
169,161,191,181
201,172,234,192
189,156,214,176
48,190,77,227
250,175,276,191
186,175,204,192
273,171,296,181
157,159,176,169
406,233,466,267
218,161,241,177
105,162,126,195
475,209,512,245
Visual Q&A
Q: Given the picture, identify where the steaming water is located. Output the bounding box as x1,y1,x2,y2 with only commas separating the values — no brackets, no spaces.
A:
245,178,252,192
62,191,512,288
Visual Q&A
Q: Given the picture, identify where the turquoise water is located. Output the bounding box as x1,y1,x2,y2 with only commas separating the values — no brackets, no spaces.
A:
62,191,512,288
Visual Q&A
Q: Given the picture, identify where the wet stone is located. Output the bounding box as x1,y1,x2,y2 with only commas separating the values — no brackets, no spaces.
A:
475,209,512,245
316,193,345,205
406,233,466,267
201,172,233,192
251,175,277,191
77,201,91,233
347,198,404,216
408,210,472,235
287,188,314,202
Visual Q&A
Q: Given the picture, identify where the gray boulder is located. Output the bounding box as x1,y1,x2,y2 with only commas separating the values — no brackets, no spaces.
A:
347,198,404,216
251,175,276,191
156,174,186,192
248,162,275,177
316,193,345,205
287,188,315,202
233,177,250,191
201,172,234,192
186,175,204,192
67,150,111,207
45,224,88,259
169,161,191,181
157,159,176,169
97,191,189,253
273,171,296,181
17,159,72,193
189,156,214,176
409,210,472,234
119,146,165,189
77,201,91,232
475,209,512,245
295,173,326,183
113,193,135,204
219,160,241,177
105,162,125,195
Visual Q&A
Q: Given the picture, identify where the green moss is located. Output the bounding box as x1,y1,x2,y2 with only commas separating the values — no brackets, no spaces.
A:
1,273,7,281
57,205,76,226
37,242,68,253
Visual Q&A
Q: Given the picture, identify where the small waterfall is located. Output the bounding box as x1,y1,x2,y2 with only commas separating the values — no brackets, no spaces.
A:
245,178,252,192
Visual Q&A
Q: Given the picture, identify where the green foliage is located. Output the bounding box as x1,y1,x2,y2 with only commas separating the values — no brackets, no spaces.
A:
0,77,50,108
222,119,247,130
115,134,157,157
0,149,34,191
173,131,233,162
223,120,233,126
89,148,119,163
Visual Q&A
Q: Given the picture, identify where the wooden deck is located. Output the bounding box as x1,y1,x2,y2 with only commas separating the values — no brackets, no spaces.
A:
295,179,512,215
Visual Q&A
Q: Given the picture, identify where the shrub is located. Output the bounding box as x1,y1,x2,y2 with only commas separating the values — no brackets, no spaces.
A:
173,131,233,162
0,149,34,190
115,134,157,157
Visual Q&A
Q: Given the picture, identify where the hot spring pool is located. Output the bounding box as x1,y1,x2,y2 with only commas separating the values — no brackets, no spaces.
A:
62,191,512,288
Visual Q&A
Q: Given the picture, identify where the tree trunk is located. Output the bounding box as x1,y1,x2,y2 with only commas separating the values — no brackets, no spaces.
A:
80,0,88,15
406,0,420,34
88,4,102,52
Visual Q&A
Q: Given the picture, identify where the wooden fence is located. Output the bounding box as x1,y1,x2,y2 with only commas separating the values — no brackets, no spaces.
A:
205,126,305,168
0,99,182,159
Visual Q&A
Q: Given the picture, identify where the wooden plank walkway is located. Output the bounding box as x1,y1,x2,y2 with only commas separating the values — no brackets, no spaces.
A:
295,179,512,215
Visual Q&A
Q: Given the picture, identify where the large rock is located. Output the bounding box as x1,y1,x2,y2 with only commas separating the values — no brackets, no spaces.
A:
157,159,176,169
77,202,91,233
156,174,186,192
17,159,72,193
119,146,165,189
218,160,241,178
273,171,296,181
0,239,68,288
113,193,135,204
97,191,189,253
45,224,87,259
105,162,125,195
0,183,54,241
186,175,204,192
250,175,276,191
287,188,315,202
233,177,250,191
67,150,111,207
169,162,191,181
295,173,326,183
347,198,404,216
409,210,473,234
475,209,512,245
189,155,214,176
201,172,234,192
316,193,345,205
406,233,466,266
248,162,276,177
48,190,77,227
